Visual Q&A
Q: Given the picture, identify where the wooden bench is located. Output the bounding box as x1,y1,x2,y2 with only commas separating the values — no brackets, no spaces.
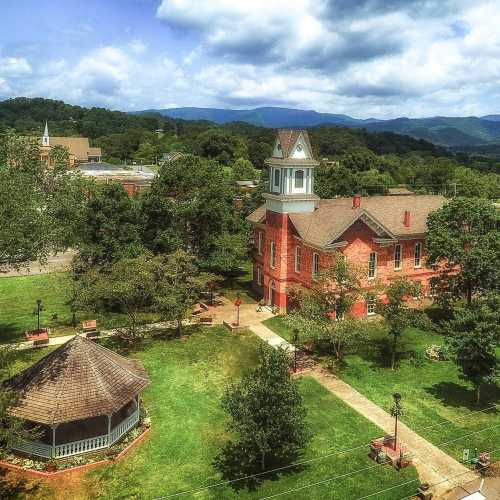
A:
82,320,100,338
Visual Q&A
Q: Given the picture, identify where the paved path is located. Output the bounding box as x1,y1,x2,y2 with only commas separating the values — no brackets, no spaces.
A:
0,251,76,278
243,315,478,498
311,368,477,497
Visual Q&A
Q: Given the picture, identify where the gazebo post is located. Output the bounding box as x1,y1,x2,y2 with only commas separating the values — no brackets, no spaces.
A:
51,424,58,458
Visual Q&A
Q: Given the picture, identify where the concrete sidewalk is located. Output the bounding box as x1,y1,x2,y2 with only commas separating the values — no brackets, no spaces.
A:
311,368,477,497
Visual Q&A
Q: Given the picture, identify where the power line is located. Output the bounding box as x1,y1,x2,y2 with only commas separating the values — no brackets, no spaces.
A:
158,406,499,498
256,423,500,500
357,445,500,500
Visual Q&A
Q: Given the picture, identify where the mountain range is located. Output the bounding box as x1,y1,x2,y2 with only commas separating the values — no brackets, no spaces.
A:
138,107,500,148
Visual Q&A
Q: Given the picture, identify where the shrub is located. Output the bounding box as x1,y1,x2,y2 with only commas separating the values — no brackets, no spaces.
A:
425,344,448,361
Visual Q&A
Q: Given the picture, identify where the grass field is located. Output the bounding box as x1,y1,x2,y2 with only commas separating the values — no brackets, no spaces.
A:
0,273,159,343
6,327,419,500
264,316,500,464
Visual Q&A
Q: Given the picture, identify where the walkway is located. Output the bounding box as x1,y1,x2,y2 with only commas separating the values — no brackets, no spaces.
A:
311,368,477,497
244,317,478,498
0,251,76,278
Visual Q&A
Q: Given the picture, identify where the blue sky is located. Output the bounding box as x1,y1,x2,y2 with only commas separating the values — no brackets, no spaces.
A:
1,0,499,118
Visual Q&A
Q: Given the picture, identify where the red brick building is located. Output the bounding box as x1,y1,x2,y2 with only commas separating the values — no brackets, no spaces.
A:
247,129,446,318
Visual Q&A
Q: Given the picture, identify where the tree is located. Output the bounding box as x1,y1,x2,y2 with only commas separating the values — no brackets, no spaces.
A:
73,255,156,345
75,181,144,271
139,154,246,273
378,278,421,370
215,346,310,475
285,253,368,364
0,345,40,452
197,129,248,165
445,294,499,405
426,198,499,306
152,250,218,336
0,133,87,270
232,157,256,181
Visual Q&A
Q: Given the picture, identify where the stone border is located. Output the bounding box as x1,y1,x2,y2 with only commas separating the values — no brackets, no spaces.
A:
0,427,150,478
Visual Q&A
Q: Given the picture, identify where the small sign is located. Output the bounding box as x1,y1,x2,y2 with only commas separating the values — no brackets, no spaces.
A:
463,449,470,462
234,298,242,307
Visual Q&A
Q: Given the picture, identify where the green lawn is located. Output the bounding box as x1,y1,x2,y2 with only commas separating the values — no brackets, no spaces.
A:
0,273,159,343
264,316,500,465
219,260,259,304
10,327,419,499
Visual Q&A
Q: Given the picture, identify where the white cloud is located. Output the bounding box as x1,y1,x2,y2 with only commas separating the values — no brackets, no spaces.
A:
0,57,32,76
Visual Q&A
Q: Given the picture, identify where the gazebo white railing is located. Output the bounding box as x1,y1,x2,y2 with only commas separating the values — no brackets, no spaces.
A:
12,407,140,459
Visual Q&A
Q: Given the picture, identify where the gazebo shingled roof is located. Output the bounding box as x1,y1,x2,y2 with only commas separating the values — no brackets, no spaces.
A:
4,336,150,425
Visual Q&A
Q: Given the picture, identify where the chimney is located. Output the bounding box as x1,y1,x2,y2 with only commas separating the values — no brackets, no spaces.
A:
352,194,361,209
403,210,411,227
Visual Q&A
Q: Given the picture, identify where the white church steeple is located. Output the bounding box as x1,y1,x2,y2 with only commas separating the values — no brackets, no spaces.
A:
42,121,50,147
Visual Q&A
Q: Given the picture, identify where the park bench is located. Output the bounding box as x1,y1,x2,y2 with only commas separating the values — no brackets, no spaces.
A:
82,320,100,338
25,328,50,347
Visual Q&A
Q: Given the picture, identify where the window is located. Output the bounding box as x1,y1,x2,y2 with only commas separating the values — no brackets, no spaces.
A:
312,252,320,278
273,169,280,189
368,252,377,279
367,295,376,316
296,144,303,152
394,244,402,270
257,266,263,286
270,241,276,269
414,242,422,268
294,170,304,189
295,246,301,273
257,231,263,255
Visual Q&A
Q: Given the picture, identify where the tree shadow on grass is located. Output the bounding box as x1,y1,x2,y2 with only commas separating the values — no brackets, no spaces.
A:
213,442,306,492
0,469,42,500
0,322,23,344
425,381,500,412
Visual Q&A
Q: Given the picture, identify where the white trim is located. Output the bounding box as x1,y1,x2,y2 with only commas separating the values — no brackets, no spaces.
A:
270,241,276,269
414,242,422,268
257,231,263,255
394,243,402,270
367,295,376,316
312,252,320,278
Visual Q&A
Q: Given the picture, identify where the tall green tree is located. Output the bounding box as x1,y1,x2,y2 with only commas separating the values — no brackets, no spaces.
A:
378,278,421,370
426,198,499,306
445,294,499,405
75,182,144,271
73,254,156,345
197,129,248,165
215,346,310,474
0,133,87,270
140,154,246,273
152,250,218,335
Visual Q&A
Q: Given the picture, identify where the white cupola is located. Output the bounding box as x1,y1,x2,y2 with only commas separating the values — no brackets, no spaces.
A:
264,129,319,214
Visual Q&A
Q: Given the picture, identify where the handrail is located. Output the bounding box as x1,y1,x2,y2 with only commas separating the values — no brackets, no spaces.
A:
12,408,140,459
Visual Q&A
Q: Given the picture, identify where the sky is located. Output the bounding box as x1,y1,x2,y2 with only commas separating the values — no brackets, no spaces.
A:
1,0,499,119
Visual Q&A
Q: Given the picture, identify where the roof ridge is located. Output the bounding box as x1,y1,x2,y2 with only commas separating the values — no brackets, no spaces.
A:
79,336,149,383
51,340,78,425
82,337,116,415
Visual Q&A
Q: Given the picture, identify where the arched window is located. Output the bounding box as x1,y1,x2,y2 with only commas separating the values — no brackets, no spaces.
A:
294,170,304,189
274,169,280,188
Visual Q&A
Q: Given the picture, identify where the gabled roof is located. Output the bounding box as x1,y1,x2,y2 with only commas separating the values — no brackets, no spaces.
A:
4,336,150,425
274,129,314,159
247,195,446,247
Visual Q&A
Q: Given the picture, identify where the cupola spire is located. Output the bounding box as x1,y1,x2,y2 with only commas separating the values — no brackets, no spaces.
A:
42,121,50,147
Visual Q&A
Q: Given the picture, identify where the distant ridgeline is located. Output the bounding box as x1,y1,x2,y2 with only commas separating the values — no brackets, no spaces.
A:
0,98,499,185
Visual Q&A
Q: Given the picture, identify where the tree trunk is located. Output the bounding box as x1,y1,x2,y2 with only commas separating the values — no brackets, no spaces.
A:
176,319,182,337
466,285,472,305
476,384,481,406
391,334,398,371
260,450,266,471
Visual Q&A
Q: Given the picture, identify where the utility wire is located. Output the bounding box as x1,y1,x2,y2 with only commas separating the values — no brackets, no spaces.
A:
256,423,500,500
158,406,499,499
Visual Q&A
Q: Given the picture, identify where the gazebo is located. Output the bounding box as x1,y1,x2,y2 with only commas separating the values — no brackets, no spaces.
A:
4,335,150,459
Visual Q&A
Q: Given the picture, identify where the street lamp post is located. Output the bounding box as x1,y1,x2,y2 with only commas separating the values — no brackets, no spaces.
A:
33,299,44,333
392,392,402,451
